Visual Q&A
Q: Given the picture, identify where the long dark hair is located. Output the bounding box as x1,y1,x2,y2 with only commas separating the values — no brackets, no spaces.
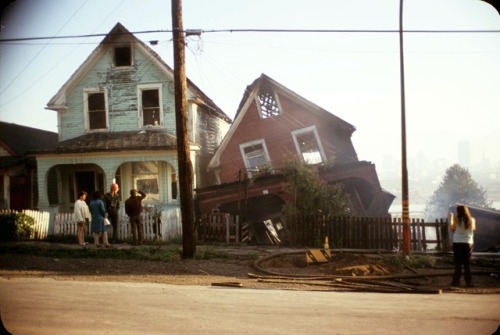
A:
456,205,473,229
92,191,102,200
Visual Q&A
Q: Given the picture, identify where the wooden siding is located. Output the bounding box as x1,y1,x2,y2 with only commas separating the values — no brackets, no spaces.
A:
195,105,230,188
216,92,358,184
61,49,177,141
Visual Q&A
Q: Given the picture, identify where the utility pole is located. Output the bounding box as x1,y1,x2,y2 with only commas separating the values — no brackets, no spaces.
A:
172,0,196,258
399,0,411,256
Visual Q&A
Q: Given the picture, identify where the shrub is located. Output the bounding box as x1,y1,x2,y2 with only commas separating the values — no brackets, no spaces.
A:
0,212,34,241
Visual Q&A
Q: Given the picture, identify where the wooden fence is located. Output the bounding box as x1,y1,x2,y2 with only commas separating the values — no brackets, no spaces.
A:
289,216,451,251
197,213,249,243
0,209,51,239
54,208,182,241
1,209,451,251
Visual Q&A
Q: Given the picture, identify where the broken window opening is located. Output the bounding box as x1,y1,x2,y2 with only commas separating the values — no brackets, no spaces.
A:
114,46,132,67
88,92,107,130
257,89,280,119
293,128,324,165
132,162,159,202
171,173,177,200
242,143,269,170
142,89,160,126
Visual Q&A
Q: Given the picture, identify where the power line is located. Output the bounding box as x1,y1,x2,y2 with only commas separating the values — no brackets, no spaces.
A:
1,28,500,43
202,28,500,34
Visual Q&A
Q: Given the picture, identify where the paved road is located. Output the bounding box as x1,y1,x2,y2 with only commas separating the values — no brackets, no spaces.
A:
0,278,499,335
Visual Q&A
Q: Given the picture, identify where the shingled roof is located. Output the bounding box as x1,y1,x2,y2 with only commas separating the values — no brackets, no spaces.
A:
0,122,58,169
0,122,58,156
33,130,178,155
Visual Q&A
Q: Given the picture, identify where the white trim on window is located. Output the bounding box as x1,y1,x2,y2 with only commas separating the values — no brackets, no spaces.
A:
83,88,109,131
291,126,326,164
137,84,163,128
239,139,271,175
255,88,282,119
188,101,198,143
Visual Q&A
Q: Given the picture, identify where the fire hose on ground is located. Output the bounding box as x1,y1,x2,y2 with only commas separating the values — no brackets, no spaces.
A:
247,250,500,294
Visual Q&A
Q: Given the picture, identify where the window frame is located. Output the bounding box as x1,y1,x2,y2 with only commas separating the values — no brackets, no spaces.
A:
83,88,109,131
131,161,160,202
137,84,163,128
291,126,326,165
239,139,271,174
255,88,282,119
113,45,134,68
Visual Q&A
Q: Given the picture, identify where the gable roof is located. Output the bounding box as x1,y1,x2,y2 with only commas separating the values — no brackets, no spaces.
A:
207,73,356,170
46,22,230,122
32,130,179,155
0,122,58,156
0,122,58,169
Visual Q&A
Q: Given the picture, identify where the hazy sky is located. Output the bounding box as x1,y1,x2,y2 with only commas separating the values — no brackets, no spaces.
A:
1,0,499,176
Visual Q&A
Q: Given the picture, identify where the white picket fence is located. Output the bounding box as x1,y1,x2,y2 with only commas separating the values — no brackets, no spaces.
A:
54,208,182,241
0,209,51,239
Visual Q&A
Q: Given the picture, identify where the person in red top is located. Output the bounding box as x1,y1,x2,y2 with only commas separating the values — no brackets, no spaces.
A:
125,189,146,246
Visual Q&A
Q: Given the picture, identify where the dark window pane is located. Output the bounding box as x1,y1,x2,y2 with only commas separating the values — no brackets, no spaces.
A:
115,47,131,67
88,93,106,129
142,89,160,126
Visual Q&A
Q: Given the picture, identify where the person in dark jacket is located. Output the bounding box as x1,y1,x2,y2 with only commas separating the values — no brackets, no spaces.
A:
104,183,121,243
125,189,146,245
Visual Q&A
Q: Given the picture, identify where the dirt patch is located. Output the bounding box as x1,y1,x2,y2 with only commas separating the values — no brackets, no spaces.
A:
1,248,499,293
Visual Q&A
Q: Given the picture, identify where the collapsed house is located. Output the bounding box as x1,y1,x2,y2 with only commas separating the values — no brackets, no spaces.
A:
196,74,394,243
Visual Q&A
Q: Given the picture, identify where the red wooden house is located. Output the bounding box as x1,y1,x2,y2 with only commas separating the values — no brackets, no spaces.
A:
196,74,394,231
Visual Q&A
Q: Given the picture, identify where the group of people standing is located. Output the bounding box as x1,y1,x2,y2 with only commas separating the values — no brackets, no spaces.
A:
73,183,146,248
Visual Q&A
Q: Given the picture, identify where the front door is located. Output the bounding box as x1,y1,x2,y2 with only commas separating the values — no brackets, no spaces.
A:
75,171,96,205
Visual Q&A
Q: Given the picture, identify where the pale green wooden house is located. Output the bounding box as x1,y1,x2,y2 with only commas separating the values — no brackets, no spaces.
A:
34,23,231,215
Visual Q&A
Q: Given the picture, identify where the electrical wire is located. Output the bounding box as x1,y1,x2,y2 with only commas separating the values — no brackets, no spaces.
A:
1,28,499,43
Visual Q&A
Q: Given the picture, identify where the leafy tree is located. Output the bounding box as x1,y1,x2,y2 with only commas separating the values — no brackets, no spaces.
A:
425,164,490,220
281,159,350,217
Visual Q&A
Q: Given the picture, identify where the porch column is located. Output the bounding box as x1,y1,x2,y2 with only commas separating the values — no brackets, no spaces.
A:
35,159,52,211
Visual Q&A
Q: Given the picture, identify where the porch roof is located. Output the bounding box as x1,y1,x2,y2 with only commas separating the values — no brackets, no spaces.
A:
31,130,178,154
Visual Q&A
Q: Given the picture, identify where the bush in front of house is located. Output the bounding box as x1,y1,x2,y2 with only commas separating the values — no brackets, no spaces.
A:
0,212,34,241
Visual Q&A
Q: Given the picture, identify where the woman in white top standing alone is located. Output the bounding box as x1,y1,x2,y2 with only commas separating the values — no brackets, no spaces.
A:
74,191,91,246
449,205,476,287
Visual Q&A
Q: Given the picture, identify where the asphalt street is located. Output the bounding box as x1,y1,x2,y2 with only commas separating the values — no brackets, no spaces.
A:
0,278,499,335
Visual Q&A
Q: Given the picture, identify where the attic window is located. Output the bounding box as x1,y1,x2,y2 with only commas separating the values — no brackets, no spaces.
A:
257,88,281,119
114,46,132,67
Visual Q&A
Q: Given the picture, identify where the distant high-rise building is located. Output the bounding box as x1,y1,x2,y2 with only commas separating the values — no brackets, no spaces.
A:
458,141,470,167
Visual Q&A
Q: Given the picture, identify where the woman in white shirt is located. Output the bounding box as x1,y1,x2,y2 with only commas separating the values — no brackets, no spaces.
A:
74,191,91,246
449,205,476,287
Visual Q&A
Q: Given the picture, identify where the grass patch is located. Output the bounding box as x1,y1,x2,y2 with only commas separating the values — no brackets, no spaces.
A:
381,254,437,270
0,241,261,262
194,246,230,260
0,245,181,262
